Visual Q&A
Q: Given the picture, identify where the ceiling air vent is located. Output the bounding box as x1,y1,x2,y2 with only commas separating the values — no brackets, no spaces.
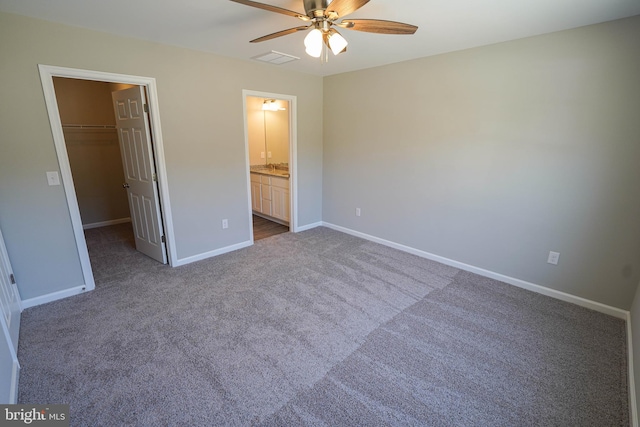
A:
252,51,300,65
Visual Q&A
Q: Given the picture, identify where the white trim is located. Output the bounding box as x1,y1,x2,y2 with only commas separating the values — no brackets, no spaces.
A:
21,285,88,309
173,240,252,267
242,93,255,245
321,222,629,319
242,90,299,244
296,221,323,232
37,65,178,285
628,311,638,427
9,359,19,404
289,97,299,233
0,229,22,316
0,299,20,403
83,217,131,230
38,65,95,292
145,78,177,266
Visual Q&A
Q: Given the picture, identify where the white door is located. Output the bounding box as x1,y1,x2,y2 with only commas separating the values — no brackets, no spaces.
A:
112,87,167,264
0,228,21,353
0,227,21,404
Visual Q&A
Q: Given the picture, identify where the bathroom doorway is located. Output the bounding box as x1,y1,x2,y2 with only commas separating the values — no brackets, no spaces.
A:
242,90,297,242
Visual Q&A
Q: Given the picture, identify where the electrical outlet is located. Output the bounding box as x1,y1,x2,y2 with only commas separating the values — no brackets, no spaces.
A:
260,152,265,159
222,219,228,229
547,251,560,265
355,208,361,217
268,151,272,158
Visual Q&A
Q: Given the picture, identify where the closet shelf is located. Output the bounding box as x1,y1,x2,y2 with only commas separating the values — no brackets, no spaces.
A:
62,124,116,129
62,124,118,144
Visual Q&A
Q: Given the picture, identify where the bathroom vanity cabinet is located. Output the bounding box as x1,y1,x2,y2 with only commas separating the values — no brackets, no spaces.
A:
250,172,289,224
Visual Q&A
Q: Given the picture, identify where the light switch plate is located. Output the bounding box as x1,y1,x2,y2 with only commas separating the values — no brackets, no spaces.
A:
547,251,560,265
46,171,60,186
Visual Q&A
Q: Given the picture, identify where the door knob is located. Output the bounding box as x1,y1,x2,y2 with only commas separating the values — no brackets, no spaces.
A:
122,183,130,189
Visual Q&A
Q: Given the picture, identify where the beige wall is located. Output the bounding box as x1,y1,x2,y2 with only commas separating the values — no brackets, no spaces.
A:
54,77,117,125
2,9,637,310
54,78,130,226
323,16,640,309
0,12,323,300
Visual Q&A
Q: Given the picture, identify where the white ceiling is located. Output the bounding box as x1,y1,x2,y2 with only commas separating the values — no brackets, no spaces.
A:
1,0,639,76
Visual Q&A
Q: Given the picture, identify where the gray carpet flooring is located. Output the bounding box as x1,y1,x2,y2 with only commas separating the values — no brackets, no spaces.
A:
17,224,628,426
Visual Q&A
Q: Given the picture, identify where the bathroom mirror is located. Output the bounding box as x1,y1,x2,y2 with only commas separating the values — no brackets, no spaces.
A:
247,96,289,167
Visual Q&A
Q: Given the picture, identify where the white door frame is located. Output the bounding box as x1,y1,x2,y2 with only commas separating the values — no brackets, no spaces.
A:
38,65,178,294
242,90,298,242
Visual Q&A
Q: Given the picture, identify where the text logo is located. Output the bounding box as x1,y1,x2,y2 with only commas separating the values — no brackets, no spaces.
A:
1,405,69,426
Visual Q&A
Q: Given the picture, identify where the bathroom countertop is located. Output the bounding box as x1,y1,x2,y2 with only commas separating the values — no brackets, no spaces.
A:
250,169,290,178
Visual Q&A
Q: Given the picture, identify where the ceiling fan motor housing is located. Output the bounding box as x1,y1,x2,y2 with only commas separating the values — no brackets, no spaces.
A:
231,0,418,49
304,0,331,17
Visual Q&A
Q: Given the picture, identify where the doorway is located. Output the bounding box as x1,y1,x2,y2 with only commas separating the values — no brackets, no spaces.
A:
38,65,176,294
53,77,133,231
53,78,167,279
243,91,298,242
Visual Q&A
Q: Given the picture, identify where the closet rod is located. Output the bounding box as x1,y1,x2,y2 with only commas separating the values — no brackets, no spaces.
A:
62,124,116,129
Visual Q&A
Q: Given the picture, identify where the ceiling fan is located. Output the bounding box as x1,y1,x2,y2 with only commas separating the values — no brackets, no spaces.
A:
230,0,418,59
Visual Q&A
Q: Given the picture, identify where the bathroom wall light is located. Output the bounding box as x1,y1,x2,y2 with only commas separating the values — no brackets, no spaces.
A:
262,100,286,111
262,100,277,111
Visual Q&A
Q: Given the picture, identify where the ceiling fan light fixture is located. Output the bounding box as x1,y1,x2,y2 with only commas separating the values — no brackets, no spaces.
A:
304,28,323,57
232,0,418,62
327,29,348,55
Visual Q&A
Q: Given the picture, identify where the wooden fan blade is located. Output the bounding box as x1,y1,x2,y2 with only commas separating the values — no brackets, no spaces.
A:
338,19,418,34
324,0,370,19
230,0,310,21
250,26,310,43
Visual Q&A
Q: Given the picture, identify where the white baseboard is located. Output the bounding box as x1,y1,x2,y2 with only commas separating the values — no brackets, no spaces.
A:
174,240,252,267
83,217,131,230
21,285,88,309
321,222,628,319
294,221,323,233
